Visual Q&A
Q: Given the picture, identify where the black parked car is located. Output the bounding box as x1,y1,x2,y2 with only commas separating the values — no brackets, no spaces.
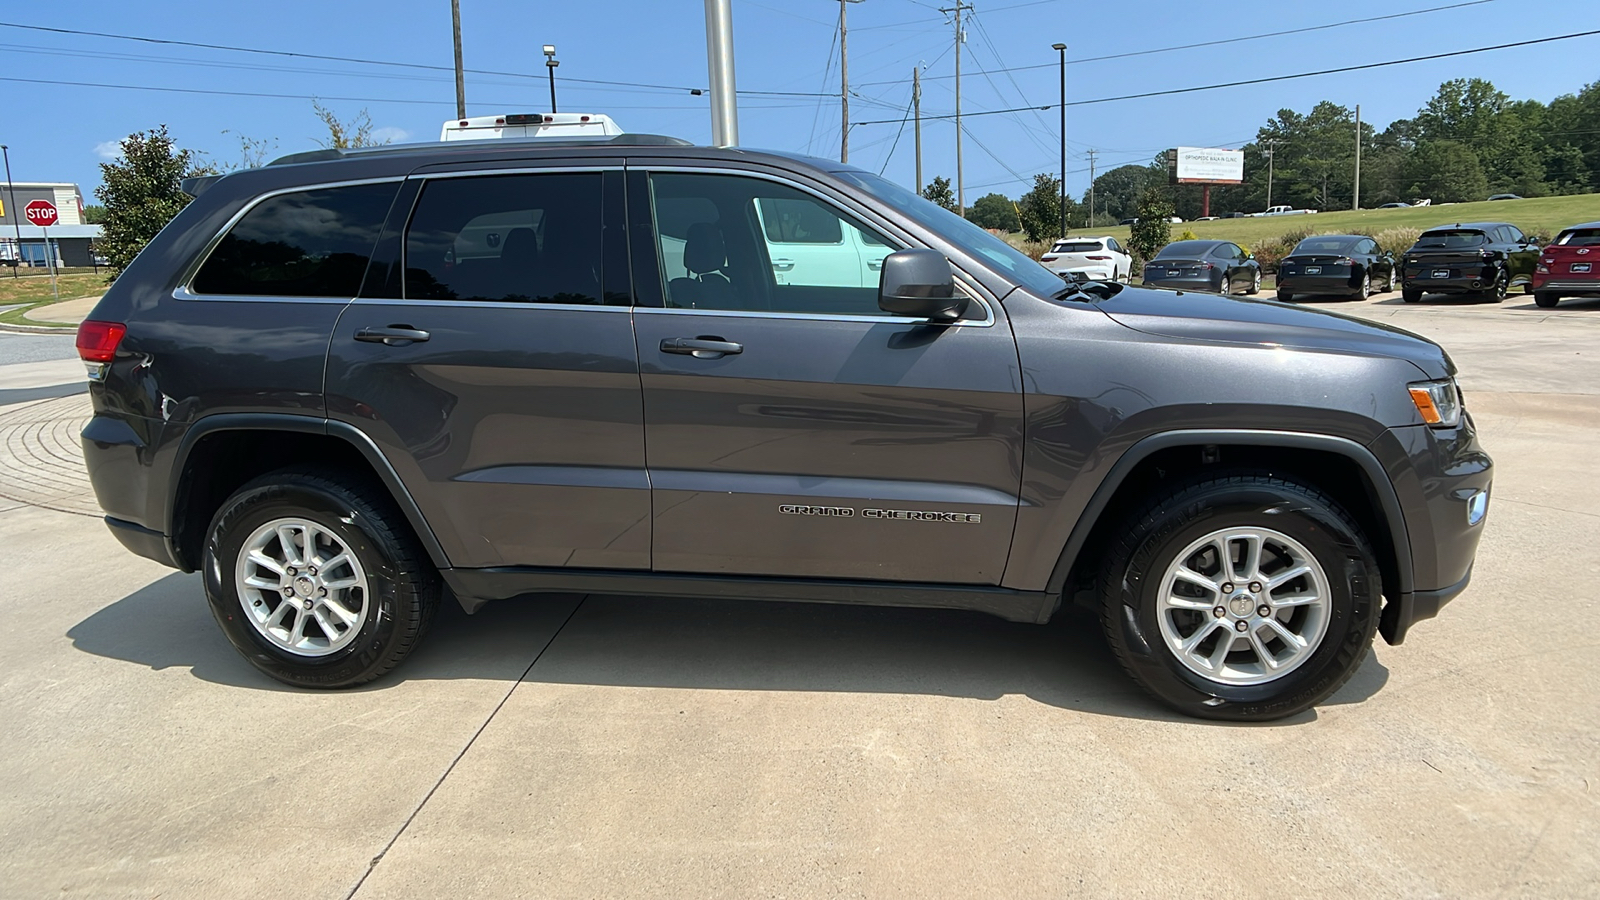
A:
1140,239,1262,294
1400,222,1541,302
75,134,1491,721
1276,234,1396,301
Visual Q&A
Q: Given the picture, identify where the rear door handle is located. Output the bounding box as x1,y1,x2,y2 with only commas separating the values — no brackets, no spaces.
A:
770,258,795,272
661,337,743,359
355,325,431,346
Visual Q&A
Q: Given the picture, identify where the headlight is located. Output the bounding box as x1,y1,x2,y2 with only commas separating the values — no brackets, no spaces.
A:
1408,378,1462,427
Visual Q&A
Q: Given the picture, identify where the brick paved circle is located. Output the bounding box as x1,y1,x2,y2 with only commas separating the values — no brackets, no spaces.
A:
0,393,98,517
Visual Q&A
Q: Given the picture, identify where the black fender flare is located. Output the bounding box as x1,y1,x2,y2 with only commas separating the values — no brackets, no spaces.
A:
167,413,450,571
1042,428,1415,639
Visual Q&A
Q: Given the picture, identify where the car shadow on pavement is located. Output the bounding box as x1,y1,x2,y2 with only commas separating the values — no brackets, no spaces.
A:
1370,294,1502,306
69,573,1389,725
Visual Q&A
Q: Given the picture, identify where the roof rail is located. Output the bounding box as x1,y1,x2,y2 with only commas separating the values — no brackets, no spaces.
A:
265,133,693,168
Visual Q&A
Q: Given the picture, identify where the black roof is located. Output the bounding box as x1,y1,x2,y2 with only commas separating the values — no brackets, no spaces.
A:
1420,221,1513,232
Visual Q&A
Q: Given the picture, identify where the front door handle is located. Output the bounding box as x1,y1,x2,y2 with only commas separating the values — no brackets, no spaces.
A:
355,325,431,346
661,336,743,359
770,258,795,272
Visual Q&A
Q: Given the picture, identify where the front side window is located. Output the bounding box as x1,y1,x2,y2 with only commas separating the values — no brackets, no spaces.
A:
192,182,398,297
649,172,897,314
404,172,607,304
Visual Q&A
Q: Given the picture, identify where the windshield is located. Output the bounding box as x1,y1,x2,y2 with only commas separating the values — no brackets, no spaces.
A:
1557,228,1600,247
833,170,1067,297
1292,237,1357,255
1154,240,1216,259
1415,230,1486,249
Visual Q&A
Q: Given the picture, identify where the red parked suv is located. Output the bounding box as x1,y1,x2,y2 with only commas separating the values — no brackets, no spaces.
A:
1533,221,1600,308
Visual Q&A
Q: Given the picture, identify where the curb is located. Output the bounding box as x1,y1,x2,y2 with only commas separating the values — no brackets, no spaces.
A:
0,322,75,335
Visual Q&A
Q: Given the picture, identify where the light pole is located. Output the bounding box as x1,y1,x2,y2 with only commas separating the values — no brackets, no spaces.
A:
450,0,466,119
704,0,739,148
1052,42,1066,236
543,45,559,113
2,145,21,279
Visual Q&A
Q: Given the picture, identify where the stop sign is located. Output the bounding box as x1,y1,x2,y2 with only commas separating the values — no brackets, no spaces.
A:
24,199,58,227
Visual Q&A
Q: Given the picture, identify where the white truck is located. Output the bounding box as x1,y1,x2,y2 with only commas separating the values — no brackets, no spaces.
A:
439,113,625,142
1258,205,1319,217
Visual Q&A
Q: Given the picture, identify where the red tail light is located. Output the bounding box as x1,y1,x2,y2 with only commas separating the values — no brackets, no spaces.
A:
1335,257,1353,265
1086,255,1112,260
76,320,126,363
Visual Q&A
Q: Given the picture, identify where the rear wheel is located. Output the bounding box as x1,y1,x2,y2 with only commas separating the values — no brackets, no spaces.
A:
1245,269,1261,295
1219,274,1232,295
1276,290,1295,303
1402,287,1423,303
203,467,441,688
1353,271,1371,301
1534,291,1560,309
1483,267,1509,302
1098,474,1381,721
1383,267,1396,293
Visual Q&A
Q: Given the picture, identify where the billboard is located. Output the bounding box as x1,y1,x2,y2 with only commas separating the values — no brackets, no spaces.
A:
1168,147,1245,185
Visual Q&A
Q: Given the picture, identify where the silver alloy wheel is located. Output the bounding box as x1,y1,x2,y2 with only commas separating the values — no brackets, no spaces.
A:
1156,526,1331,686
1385,267,1395,292
1359,272,1371,298
235,517,370,657
1251,269,1261,292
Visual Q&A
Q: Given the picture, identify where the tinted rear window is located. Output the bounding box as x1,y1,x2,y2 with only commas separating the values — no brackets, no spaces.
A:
1414,230,1486,249
1051,242,1103,253
192,183,398,297
1154,241,1216,258
1293,237,1357,254
1557,228,1600,247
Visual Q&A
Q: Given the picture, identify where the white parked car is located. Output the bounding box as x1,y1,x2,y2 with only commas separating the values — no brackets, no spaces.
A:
1039,235,1132,282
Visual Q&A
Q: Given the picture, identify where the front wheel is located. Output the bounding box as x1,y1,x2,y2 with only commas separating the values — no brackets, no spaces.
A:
203,467,441,688
1098,474,1381,721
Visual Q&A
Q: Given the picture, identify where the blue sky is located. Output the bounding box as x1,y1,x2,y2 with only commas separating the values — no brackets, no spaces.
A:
2,0,1596,204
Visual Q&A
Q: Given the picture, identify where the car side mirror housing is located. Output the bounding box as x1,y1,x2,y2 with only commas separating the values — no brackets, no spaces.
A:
878,249,967,320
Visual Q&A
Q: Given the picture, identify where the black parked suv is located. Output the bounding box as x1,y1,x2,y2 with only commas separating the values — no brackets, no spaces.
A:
1400,222,1540,302
78,135,1492,720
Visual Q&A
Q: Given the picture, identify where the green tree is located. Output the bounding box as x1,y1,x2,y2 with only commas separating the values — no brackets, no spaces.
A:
1403,140,1489,203
81,204,107,224
1017,173,1067,243
94,126,210,277
966,192,1020,231
1083,163,1154,223
921,175,956,211
1127,188,1174,261
312,100,386,149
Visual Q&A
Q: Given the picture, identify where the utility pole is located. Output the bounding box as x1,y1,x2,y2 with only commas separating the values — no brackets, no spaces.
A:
941,3,972,215
1353,104,1362,210
840,0,863,163
450,0,466,119
1053,42,1066,237
704,0,740,148
1086,149,1098,228
913,66,923,192
2,145,21,279
1262,138,1281,211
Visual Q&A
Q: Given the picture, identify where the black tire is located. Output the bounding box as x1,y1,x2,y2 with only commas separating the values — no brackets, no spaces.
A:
1276,290,1295,303
1219,274,1231,295
1383,267,1396,293
1098,473,1381,722
1483,267,1509,302
1401,287,1423,303
1353,271,1371,301
1534,291,1559,309
203,466,441,688
1244,269,1261,295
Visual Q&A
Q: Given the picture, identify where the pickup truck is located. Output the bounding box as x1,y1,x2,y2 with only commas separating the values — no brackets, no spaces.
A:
1257,206,1318,217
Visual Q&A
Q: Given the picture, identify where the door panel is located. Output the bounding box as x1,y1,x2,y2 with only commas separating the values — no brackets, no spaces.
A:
634,170,1023,584
326,168,650,570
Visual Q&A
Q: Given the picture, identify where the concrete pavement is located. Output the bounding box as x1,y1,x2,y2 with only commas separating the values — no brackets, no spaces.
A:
1,292,1597,899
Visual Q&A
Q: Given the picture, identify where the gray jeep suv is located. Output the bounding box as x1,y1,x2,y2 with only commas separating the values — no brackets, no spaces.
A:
77,135,1491,720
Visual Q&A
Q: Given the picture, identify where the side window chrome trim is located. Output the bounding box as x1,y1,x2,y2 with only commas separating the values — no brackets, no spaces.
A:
172,285,354,304
633,164,997,324
345,297,631,312
632,280,993,328
181,176,408,295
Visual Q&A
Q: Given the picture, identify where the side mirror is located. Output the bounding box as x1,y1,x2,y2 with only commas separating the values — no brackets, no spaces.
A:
878,248,967,320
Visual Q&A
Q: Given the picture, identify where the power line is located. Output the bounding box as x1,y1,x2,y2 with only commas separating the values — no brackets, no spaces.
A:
0,20,837,99
855,0,1503,86
852,29,1600,125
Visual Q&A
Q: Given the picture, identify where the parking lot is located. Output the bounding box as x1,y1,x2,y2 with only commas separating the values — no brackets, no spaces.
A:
2,289,1597,899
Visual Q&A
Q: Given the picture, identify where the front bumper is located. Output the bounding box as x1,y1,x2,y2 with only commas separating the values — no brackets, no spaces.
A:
1370,415,1493,644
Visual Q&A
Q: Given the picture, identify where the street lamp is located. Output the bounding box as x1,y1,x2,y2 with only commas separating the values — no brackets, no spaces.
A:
543,44,559,113
1052,43,1066,237
2,145,21,279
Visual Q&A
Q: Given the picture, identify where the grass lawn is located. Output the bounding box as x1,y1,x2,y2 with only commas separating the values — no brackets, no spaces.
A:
0,271,107,328
1016,193,1600,253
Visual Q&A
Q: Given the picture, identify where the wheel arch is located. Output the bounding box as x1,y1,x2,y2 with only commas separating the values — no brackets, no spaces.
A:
167,414,449,573
1043,429,1414,642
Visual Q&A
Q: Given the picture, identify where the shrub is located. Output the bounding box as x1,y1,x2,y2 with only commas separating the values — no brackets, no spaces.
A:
1176,228,1198,242
1374,227,1423,256
1250,238,1292,274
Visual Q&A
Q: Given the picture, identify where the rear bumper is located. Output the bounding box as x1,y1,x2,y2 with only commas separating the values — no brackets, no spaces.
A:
1531,277,1600,295
1050,264,1116,281
1277,274,1358,294
1401,263,1497,293
1142,275,1220,293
